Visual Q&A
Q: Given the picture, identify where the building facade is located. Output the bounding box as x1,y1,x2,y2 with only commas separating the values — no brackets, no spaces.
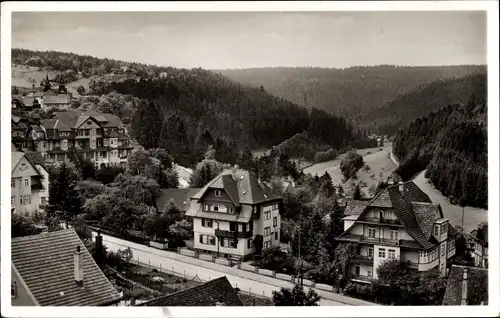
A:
11,152,46,215
468,224,488,268
186,168,282,261
12,110,133,169
336,181,459,283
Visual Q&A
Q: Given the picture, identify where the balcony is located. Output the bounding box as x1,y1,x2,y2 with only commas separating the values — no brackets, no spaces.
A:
350,275,373,284
359,235,402,246
358,217,403,226
352,255,374,264
214,229,252,239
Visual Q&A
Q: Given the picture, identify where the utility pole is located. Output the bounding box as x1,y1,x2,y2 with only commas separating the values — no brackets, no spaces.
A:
298,225,303,286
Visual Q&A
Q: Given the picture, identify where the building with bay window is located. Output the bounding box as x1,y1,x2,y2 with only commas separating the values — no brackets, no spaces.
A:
185,168,282,261
335,181,459,283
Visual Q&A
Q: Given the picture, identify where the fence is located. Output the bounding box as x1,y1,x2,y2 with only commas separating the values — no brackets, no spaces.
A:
129,257,273,302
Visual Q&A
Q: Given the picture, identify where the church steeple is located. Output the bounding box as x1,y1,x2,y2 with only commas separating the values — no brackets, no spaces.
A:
58,75,67,94
43,74,51,92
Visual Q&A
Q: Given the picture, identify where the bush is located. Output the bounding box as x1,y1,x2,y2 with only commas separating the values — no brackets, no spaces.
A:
314,148,338,163
340,151,364,179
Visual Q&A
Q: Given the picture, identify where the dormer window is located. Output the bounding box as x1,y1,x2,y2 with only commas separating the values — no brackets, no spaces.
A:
434,225,440,237
215,190,222,197
441,223,448,234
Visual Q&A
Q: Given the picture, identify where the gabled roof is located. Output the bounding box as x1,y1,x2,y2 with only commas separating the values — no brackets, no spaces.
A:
24,151,48,172
470,224,488,247
156,188,202,212
136,276,243,306
336,181,458,250
54,111,124,129
344,200,370,216
443,265,488,305
11,229,122,306
191,169,282,206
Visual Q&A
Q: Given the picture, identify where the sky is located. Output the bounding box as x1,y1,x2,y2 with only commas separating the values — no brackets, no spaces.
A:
11,11,487,69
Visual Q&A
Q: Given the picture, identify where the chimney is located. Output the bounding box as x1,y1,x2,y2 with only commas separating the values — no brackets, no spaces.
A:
398,182,404,195
95,229,103,267
461,268,468,305
74,246,84,285
232,165,238,180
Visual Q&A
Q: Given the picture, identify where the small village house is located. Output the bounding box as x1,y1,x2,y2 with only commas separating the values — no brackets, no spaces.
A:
11,151,47,214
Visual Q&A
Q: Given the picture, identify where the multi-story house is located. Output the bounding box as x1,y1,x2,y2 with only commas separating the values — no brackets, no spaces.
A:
335,181,459,283
15,110,133,169
11,151,46,214
24,152,50,208
185,168,283,261
468,224,488,268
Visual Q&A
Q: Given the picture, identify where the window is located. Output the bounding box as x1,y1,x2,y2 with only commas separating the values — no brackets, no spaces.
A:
273,217,278,227
379,210,384,219
440,263,444,274
264,227,271,236
367,267,373,278
390,229,399,241
441,223,448,234
272,204,279,210
274,232,279,240
41,197,47,205
368,226,376,238
24,178,29,187
204,205,209,211
11,282,17,298
201,219,213,228
101,151,107,158
86,120,92,125
247,239,253,249
264,241,271,249
11,179,15,188
11,197,15,206
388,249,396,259
434,225,439,237
355,265,360,276
215,190,222,197
238,224,243,232
265,211,271,220
378,248,386,258
199,234,216,245
368,247,374,259
441,243,446,256
230,223,237,232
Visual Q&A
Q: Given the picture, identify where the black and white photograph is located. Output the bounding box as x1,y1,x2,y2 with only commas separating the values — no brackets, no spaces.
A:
1,1,498,317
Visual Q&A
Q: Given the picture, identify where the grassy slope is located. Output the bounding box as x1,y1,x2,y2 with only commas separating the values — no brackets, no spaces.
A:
303,143,396,196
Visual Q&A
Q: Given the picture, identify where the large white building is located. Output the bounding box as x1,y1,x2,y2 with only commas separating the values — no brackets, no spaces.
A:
336,181,459,282
185,168,282,261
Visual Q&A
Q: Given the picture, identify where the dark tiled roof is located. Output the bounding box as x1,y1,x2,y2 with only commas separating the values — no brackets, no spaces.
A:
136,276,243,306
11,229,121,306
387,185,434,249
192,169,282,205
344,200,369,216
24,151,48,172
156,188,202,212
411,202,441,240
443,265,488,305
336,181,458,250
55,111,124,129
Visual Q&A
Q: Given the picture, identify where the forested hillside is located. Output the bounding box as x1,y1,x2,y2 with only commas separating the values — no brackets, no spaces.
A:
359,73,487,135
393,92,487,209
219,65,486,133
13,48,374,167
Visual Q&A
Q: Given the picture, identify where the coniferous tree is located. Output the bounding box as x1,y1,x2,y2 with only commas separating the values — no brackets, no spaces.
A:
48,161,82,227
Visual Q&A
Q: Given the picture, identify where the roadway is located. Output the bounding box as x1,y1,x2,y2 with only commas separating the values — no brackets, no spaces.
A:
92,232,378,306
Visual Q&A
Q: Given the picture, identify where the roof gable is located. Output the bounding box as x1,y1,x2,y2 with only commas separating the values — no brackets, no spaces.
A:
192,169,282,206
136,276,243,306
12,152,43,177
11,229,121,306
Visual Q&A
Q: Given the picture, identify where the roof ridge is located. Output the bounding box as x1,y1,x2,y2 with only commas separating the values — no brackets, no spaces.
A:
12,228,76,242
